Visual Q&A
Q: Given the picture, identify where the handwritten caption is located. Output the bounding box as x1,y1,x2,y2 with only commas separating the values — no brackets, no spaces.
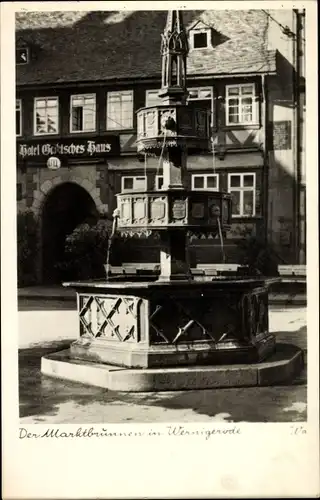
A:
19,425,241,441
290,425,307,435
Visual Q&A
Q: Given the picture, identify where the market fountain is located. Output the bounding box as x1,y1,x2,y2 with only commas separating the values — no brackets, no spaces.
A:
42,10,303,390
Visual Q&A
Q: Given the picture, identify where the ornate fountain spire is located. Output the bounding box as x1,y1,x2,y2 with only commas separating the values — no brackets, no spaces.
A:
159,10,189,104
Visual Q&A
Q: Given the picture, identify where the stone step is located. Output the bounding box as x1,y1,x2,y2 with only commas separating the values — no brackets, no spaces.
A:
41,342,304,392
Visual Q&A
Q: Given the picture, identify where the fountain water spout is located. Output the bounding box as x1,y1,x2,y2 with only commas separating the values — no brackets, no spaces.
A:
105,208,120,281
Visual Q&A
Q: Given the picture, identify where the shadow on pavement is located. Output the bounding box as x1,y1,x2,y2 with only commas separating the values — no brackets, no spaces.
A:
273,325,307,352
18,299,77,311
133,382,307,422
19,343,106,419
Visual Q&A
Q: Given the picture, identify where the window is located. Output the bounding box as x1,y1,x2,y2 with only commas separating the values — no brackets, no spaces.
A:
70,94,96,132
188,87,213,101
146,87,213,111
228,173,256,217
121,176,146,192
34,97,59,135
16,99,22,136
145,90,162,107
193,32,208,48
192,174,219,191
188,87,214,128
16,48,29,65
155,175,164,190
226,84,257,125
107,91,133,130
190,29,211,50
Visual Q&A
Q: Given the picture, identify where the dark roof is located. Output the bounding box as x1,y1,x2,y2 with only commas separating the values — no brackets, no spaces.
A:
16,10,277,86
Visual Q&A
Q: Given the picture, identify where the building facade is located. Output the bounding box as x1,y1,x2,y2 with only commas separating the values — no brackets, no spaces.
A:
16,9,306,284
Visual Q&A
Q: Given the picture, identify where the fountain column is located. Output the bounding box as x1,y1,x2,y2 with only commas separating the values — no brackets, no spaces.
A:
159,229,189,280
159,128,190,280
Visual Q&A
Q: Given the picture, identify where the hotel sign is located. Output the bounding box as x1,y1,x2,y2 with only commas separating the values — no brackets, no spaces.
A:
17,136,120,161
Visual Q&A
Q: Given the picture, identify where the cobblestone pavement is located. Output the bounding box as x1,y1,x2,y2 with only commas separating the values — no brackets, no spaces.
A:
18,304,307,424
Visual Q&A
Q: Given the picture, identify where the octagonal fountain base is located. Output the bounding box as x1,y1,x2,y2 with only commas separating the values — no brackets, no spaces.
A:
40,277,304,390
41,343,303,391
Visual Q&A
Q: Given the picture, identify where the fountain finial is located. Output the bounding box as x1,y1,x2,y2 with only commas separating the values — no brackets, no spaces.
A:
159,10,189,104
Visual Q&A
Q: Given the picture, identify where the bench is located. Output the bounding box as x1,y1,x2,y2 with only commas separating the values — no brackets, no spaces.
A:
110,263,306,281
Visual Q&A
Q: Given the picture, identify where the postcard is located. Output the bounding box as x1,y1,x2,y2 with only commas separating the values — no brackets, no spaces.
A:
1,1,319,498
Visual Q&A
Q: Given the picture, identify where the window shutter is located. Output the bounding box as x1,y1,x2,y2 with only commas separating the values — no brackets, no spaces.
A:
220,171,228,192
17,183,23,201
255,170,262,216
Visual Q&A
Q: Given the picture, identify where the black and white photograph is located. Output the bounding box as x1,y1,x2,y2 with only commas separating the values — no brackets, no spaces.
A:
1,1,319,498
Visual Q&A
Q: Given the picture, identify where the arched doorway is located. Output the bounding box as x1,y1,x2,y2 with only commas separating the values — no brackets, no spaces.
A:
42,182,98,284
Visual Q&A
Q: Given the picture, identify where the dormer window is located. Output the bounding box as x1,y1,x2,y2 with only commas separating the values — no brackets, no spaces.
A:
16,47,29,65
189,21,212,50
193,32,208,49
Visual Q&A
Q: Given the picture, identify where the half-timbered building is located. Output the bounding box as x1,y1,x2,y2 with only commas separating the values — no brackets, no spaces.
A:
16,9,306,284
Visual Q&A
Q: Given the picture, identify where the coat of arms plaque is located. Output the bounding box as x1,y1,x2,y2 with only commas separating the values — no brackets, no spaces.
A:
150,199,166,221
172,199,186,220
191,202,205,219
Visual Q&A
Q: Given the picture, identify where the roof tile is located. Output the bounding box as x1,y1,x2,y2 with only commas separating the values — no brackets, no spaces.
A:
16,10,277,86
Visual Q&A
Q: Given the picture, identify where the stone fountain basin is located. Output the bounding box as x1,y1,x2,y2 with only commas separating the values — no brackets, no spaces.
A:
41,275,303,390
58,276,279,368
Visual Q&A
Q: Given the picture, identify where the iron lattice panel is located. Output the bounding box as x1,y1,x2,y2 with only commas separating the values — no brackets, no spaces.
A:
79,294,141,342
241,289,269,341
149,290,268,345
149,294,240,345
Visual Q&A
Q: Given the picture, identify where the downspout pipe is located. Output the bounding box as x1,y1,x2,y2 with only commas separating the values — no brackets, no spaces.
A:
261,74,269,246
293,9,303,263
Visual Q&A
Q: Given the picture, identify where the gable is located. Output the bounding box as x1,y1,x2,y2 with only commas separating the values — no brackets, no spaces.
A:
188,20,212,31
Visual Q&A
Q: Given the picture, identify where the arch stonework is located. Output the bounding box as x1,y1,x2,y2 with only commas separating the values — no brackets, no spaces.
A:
31,175,107,219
